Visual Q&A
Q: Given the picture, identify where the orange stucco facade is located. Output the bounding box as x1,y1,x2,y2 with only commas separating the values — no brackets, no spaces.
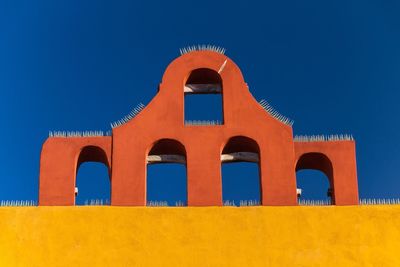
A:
38,49,359,206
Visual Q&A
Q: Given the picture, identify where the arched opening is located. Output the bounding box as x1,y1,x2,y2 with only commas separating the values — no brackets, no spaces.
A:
75,146,111,205
296,153,334,205
146,139,187,206
184,68,223,125
221,136,261,206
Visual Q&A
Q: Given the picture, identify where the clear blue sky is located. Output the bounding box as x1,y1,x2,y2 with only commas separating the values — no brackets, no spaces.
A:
1,0,399,204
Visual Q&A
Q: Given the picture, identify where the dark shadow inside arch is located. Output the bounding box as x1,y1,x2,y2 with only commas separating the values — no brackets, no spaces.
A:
184,68,223,124
146,139,187,206
75,146,111,205
296,152,334,205
221,136,261,206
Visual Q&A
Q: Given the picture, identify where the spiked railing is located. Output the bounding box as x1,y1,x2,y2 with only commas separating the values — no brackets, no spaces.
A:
223,200,237,206
147,201,169,207
2,199,400,207
258,99,294,126
180,45,226,55
294,134,354,142
298,199,332,206
110,103,145,129
359,198,400,205
49,130,111,138
175,200,186,207
83,199,110,206
298,198,400,205
185,120,222,126
146,201,187,207
0,200,37,206
223,200,261,207
239,200,261,206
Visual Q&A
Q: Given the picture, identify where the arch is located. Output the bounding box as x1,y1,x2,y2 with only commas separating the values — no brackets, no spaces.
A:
184,68,223,124
146,139,187,206
185,68,222,93
295,152,334,205
222,136,260,156
75,146,111,205
78,146,110,169
221,136,261,206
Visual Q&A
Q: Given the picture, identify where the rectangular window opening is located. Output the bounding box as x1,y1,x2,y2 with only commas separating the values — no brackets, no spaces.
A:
184,93,223,125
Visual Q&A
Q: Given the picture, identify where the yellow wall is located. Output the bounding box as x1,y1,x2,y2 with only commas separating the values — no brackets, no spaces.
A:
0,206,400,266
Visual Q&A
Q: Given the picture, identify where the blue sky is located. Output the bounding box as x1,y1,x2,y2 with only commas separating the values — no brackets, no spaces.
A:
0,0,400,204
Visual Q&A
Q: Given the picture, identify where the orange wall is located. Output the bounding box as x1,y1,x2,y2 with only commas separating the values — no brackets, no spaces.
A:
38,51,359,206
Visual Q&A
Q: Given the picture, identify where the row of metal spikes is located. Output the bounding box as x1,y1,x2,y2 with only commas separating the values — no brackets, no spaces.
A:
0,200,37,206
185,120,222,126
359,198,400,205
147,201,187,207
294,134,354,142
83,199,110,205
110,103,145,129
49,130,111,138
223,200,261,206
48,131,354,143
145,199,400,206
298,199,332,206
258,99,294,126
2,199,400,206
180,45,226,55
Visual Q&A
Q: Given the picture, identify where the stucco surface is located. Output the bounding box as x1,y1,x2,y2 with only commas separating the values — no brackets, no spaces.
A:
0,206,399,266
39,51,359,206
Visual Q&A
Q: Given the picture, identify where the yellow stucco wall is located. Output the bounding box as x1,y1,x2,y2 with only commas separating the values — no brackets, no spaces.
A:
0,206,400,266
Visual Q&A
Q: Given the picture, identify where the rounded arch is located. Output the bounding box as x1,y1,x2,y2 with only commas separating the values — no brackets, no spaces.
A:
295,152,334,204
148,139,186,158
75,145,111,205
185,68,222,88
77,145,111,171
221,136,261,206
160,51,246,86
222,136,260,155
296,152,333,182
146,139,187,206
184,68,224,124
